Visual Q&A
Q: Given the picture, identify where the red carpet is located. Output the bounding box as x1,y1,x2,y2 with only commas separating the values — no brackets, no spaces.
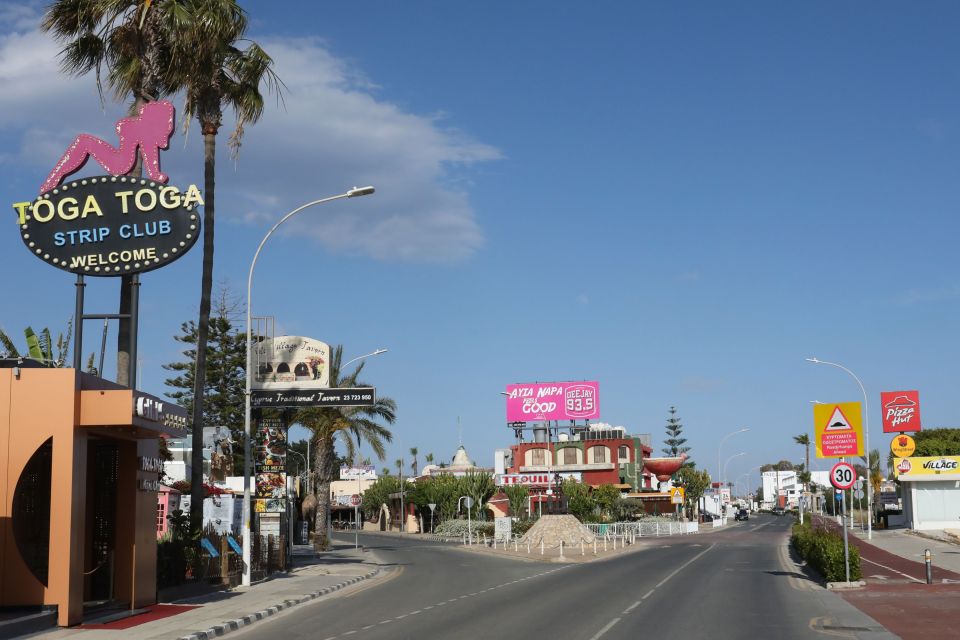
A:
79,604,199,629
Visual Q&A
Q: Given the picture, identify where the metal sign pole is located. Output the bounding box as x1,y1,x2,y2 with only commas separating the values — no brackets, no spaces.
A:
841,490,850,583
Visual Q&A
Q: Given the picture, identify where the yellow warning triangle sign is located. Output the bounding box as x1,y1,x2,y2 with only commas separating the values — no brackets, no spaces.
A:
823,406,853,432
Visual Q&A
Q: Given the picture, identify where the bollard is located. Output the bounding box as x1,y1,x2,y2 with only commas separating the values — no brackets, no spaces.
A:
527,540,531,554
515,540,519,552
581,540,585,556
541,540,544,555
559,541,564,559
593,540,597,554
925,549,933,584
604,539,608,552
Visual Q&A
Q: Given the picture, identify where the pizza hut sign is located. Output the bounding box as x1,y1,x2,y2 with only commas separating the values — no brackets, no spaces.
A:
880,390,922,433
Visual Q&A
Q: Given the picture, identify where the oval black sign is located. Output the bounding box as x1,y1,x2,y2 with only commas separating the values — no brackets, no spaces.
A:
14,175,203,277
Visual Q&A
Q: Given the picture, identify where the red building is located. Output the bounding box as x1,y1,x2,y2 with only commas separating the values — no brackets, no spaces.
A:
502,424,655,509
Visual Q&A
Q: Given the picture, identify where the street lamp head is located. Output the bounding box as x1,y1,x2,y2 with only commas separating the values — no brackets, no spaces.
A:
347,185,376,198
806,357,820,364
373,348,388,356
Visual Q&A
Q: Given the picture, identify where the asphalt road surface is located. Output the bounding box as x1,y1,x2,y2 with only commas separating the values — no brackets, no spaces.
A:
234,514,896,640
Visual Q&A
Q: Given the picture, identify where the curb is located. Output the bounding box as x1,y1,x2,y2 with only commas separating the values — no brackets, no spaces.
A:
826,580,866,590
176,568,381,640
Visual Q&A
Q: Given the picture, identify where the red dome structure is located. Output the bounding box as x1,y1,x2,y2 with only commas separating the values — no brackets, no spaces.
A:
643,454,687,482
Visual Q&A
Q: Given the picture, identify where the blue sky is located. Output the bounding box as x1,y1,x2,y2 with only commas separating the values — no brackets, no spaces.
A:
2,2,958,490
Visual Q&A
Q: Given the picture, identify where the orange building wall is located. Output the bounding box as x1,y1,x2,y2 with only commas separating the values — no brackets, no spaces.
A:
1,368,161,626
0,368,85,625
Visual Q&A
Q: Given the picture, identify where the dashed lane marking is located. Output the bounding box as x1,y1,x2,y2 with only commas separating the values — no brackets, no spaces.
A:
655,545,715,588
588,617,622,640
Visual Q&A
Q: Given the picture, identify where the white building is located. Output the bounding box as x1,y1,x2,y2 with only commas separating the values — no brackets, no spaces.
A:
896,455,960,531
761,469,830,510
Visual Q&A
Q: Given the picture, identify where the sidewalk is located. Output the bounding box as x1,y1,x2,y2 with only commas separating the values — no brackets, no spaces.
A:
810,514,960,582
809,514,960,640
24,544,384,640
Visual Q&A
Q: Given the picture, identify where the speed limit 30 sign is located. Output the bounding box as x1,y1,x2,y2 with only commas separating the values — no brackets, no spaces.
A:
830,461,858,490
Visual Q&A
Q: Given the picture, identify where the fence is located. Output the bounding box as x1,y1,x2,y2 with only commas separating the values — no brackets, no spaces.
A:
584,520,699,539
157,531,285,589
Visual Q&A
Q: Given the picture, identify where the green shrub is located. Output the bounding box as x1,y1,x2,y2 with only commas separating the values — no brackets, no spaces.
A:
791,522,861,582
434,518,494,538
512,519,536,536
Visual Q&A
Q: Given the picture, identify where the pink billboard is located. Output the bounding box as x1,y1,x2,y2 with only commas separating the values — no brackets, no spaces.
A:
505,381,600,422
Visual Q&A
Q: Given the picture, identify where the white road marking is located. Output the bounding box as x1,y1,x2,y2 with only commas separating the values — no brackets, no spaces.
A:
655,544,715,588
589,617,622,640
641,589,655,600
623,601,642,614
410,610,421,615
362,625,374,630
861,557,924,584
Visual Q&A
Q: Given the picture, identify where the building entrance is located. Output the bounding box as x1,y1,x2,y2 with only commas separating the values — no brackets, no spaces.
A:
85,440,119,604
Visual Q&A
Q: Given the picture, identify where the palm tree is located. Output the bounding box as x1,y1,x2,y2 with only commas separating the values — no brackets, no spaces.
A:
166,1,281,540
861,449,883,502
295,346,395,551
793,433,811,490
43,0,183,389
410,447,419,476
42,0,280,539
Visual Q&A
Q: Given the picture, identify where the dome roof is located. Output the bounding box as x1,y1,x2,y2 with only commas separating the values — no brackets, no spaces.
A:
450,445,475,469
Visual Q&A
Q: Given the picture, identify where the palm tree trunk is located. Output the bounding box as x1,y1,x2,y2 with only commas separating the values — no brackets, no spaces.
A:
313,435,337,551
189,130,217,536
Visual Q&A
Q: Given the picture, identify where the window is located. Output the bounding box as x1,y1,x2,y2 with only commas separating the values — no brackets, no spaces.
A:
589,446,608,464
618,445,630,462
530,448,546,466
562,447,578,465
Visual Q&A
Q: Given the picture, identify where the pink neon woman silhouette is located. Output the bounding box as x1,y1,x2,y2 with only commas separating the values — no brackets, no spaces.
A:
39,100,175,194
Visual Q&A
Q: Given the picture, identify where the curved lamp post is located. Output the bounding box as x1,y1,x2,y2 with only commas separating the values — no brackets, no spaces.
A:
242,186,375,586
723,451,746,487
717,427,749,494
344,348,388,369
806,357,872,540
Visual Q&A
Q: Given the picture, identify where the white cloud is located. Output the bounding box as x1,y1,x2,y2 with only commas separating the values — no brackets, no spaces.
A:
0,20,500,263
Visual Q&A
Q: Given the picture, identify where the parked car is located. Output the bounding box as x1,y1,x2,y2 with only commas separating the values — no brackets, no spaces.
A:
735,508,749,521
771,506,785,516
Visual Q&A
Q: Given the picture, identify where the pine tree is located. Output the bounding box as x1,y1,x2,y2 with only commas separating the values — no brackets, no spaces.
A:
662,406,691,458
163,290,246,470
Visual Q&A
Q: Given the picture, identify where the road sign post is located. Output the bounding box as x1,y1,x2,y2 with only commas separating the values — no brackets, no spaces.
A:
350,494,362,549
830,460,857,583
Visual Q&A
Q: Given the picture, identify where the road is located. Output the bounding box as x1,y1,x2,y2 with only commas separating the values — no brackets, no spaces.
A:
235,514,896,640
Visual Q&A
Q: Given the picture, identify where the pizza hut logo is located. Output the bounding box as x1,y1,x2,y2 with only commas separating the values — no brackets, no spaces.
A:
896,459,912,474
880,390,921,433
884,395,917,427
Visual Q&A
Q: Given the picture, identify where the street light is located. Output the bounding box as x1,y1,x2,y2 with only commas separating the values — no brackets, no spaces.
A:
723,452,747,487
242,186,375,587
806,357,873,540
717,427,749,493
344,348,388,369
